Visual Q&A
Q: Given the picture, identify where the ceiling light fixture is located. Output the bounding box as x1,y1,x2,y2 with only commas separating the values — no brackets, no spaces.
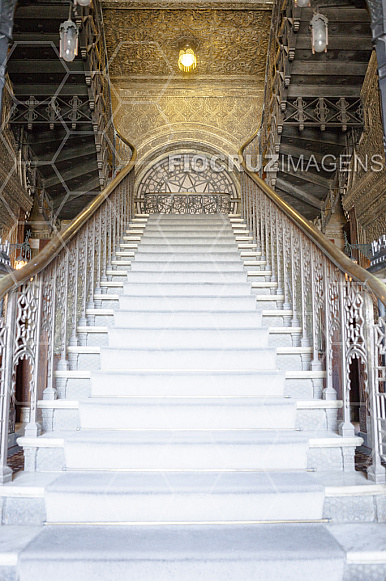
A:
310,12,328,53
178,44,197,73
59,3,79,62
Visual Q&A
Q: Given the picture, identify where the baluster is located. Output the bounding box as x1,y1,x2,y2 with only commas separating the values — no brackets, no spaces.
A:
269,201,276,285
0,290,17,483
259,189,266,263
299,236,310,349
290,223,300,333
100,204,108,292
69,237,79,349
111,193,117,269
43,261,57,400
275,205,283,305
247,181,252,233
364,296,386,483
94,210,102,302
338,277,355,437
79,224,89,329
264,196,271,274
310,246,322,371
323,260,337,400
251,184,256,243
58,250,69,373
106,198,113,277
87,216,97,322
241,176,246,221
25,278,43,437
253,185,260,252
281,213,291,318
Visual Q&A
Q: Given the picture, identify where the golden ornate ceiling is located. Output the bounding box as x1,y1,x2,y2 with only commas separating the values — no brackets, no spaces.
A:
102,2,271,160
103,8,271,79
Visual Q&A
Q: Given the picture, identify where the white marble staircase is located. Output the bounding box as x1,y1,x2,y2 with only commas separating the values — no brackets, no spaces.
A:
3,212,386,581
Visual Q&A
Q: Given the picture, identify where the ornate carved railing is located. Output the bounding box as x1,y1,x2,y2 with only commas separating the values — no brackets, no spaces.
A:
240,131,386,483
0,132,136,484
137,193,237,215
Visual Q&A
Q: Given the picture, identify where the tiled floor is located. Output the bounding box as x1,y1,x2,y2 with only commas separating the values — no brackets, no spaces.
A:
355,449,372,473
8,451,24,473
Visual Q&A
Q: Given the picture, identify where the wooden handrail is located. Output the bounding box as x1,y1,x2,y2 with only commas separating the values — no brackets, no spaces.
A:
239,133,386,307
0,131,137,300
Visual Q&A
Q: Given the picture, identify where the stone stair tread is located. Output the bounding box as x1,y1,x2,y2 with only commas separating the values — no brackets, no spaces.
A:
16,524,345,581
327,523,386,563
91,368,283,377
46,470,324,495
80,396,294,407
65,429,309,445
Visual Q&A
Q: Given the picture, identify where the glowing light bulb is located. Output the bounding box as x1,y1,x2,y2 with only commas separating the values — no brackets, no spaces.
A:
180,52,195,68
178,47,197,73
76,0,91,5
296,0,309,6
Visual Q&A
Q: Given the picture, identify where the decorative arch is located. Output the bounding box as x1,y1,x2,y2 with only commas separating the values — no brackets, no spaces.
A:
136,151,240,214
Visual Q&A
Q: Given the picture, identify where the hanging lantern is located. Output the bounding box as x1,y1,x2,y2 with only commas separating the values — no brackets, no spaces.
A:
59,19,79,62
310,13,328,54
178,45,197,73
295,0,310,7
75,0,91,5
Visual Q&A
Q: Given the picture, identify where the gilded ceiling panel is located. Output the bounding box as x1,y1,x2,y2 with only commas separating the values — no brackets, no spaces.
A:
103,8,271,78
103,5,269,157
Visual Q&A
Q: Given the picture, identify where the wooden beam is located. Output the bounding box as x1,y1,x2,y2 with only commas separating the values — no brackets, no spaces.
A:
8,60,84,74
14,6,69,19
280,167,331,189
291,62,368,76
44,163,98,188
287,85,361,98
276,178,323,210
11,84,89,97
279,144,332,165
37,143,96,163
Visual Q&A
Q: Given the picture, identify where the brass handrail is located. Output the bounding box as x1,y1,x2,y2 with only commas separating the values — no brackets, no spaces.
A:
0,131,137,300
238,134,386,307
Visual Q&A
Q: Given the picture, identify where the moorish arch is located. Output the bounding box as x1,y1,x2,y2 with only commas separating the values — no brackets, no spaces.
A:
135,146,241,214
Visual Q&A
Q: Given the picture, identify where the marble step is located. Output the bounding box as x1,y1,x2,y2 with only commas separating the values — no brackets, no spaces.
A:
78,397,296,430
130,260,245,272
45,471,324,524
90,369,285,397
139,237,238,244
16,523,345,581
63,430,309,471
107,326,269,349
136,245,241,254
137,228,235,239
125,271,248,283
132,252,242,261
98,345,277,370
121,282,252,297
118,294,257,311
112,309,263,329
